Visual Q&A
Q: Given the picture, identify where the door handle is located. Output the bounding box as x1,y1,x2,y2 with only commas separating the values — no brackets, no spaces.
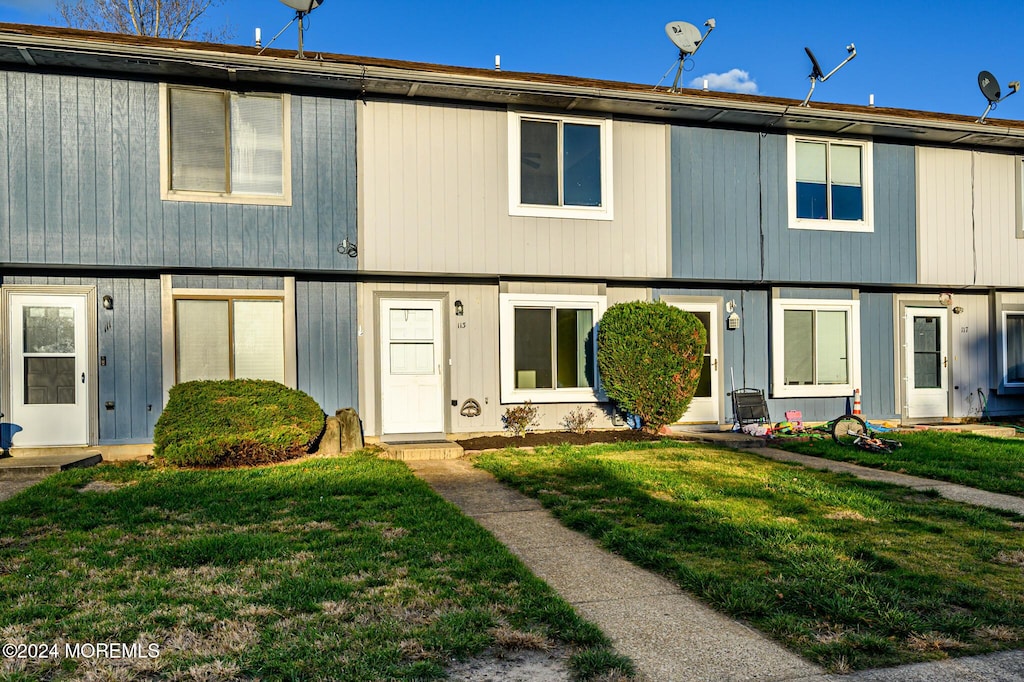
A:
81,372,86,383
712,358,718,371
943,357,948,368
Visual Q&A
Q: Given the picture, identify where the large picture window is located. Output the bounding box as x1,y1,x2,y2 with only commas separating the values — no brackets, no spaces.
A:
161,85,291,205
175,297,285,383
508,112,613,220
772,298,860,398
788,136,872,232
499,293,605,402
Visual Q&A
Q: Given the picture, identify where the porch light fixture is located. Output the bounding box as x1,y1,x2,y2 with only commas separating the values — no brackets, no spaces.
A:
939,292,953,307
726,299,740,330
454,300,464,316
102,295,114,310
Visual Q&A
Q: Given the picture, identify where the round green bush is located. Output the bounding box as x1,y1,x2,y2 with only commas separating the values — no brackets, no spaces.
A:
153,380,326,467
596,301,706,432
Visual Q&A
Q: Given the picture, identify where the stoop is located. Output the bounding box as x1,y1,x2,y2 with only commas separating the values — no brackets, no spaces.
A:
382,442,464,461
0,452,103,480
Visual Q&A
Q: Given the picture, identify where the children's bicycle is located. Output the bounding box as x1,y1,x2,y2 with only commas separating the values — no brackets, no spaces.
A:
827,414,902,454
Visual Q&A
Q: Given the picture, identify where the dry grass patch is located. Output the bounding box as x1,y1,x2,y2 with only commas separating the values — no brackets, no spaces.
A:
489,625,553,651
993,550,1024,567
824,509,878,522
975,625,1021,642
906,633,970,652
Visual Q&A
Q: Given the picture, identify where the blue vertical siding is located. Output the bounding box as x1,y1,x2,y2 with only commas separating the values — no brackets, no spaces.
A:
295,281,359,415
655,287,898,423
671,127,762,280
3,275,163,443
0,70,357,272
761,135,917,284
670,127,917,286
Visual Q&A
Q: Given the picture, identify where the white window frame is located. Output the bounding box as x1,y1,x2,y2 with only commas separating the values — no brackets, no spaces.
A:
160,275,297,405
771,298,861,398
158,84,292,206
499,292,606,403
787,135,873,232
1001,310,1024,388
507,111,614,221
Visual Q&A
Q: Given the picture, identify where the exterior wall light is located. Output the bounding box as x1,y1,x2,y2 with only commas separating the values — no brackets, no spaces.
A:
454,300,464,316
102,295,114,310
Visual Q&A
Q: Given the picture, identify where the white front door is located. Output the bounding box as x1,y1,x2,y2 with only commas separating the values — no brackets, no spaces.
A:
671,302,720,424
380,299,445,435
7,293,90,446
905,307,949,419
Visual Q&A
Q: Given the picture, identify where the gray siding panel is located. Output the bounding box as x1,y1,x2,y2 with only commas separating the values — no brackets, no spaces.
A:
670,127,761,280
296,280,359,415
656,287,898,422
5,275,163,443
0,71,357,272
170,275,284,290
763,138,917,284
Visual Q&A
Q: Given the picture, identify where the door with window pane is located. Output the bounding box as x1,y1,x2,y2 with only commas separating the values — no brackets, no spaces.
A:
669,302,720,424
380,299,445,435
905,307,948,419
7,293,90,446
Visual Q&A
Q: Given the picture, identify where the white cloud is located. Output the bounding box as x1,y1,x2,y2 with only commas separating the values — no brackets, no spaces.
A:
688,68,758,95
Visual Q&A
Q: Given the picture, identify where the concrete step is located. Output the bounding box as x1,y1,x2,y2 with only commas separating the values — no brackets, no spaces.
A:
915,424,1020,439
0,452,103,479
382,442,464,461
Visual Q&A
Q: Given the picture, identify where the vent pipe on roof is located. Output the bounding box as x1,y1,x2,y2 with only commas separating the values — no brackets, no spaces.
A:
255,27,262,48
495,54,501,71
869,93,874,107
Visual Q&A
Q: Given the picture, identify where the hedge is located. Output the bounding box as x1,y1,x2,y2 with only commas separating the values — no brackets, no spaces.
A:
153,380,325,467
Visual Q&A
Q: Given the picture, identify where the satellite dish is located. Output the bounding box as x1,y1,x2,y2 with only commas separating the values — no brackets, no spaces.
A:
279,0,322,10
799,43,857,106
804,47,824,81
665,22,702,54
979,70,1001,103
977,70,1020,123
661,18,716,93
259,0,325,58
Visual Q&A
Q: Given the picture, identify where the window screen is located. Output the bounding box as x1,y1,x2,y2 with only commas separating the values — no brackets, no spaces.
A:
176,299,230,382
170,89,227,192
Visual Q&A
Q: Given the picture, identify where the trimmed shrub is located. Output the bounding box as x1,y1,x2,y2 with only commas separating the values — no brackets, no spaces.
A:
153,380,325,467
597,301,706,432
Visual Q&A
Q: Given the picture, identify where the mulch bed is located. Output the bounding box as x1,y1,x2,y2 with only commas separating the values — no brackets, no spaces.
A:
455,429,665,451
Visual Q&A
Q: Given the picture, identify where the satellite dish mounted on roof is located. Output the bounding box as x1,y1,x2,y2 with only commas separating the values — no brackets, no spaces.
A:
977,70,1020,123
659,18,716,93
258,0,326,59
800,43,856,107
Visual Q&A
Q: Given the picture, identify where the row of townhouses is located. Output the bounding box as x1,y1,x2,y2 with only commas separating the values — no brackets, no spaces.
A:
2,23,1024,455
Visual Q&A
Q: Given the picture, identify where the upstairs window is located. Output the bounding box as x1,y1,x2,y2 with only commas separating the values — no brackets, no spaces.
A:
788,136,872,232
161,85,291,205
508,112,613,220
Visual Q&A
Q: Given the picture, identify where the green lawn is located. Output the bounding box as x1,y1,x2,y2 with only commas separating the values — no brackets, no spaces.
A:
475,441,1024,672
0,455,631,681
777,430,1024,497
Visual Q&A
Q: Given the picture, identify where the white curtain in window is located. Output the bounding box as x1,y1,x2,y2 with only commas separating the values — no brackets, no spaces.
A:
233,300,285,382
230,95,283,196
795,141,827,183
816,310,849,384
170,89,227,192
830,144,862,187
176,300,230,382
784,310,814,385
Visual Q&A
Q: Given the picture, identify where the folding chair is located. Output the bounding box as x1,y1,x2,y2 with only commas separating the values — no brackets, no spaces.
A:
730,388,770,427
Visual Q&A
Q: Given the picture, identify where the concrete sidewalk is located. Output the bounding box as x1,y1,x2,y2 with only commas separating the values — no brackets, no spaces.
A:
409,458,822,682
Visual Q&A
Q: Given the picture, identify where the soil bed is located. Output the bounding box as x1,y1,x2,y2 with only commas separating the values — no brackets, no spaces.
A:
456,429,664,451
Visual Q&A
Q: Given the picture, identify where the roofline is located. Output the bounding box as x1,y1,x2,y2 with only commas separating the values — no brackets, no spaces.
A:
1,22,1023,149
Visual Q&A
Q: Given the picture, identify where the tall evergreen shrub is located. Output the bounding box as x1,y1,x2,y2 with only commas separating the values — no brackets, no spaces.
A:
597,301,706,432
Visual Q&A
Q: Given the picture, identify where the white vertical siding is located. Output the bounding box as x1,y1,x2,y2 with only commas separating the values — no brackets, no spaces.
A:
916,147,974,285
948,294,991,418
917,147,1024,287
973,153,1024,287
357,280,623,437
360,100,669,279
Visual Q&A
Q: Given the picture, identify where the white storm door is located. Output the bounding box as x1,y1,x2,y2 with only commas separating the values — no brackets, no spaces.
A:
380,299,445,434
8,294,90,446
671,302,720,423
905,307,948,419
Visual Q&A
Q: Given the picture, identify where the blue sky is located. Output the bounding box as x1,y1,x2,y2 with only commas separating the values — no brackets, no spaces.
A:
3,1,1024,119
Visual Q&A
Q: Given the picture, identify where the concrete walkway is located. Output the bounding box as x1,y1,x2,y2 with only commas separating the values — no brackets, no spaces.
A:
409,458,822,682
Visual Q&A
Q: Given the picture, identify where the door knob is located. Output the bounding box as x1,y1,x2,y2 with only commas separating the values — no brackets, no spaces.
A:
81,372,86,383
943,357,948,368
712,358,718,371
